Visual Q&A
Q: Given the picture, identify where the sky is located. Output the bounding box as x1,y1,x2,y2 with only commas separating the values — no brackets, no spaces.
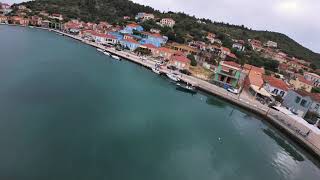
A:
3,0,320,53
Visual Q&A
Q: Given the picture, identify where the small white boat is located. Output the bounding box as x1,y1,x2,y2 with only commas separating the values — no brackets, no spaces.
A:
111,55,121,60
103,51,111,56
166,73,180,82
152,68,160,74
97,48,104,53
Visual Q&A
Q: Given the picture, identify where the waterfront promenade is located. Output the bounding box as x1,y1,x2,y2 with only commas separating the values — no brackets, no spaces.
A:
2,24,320,159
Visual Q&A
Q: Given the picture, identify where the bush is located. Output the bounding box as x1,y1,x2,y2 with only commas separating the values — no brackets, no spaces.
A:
305,111,319,125
187,54,197,66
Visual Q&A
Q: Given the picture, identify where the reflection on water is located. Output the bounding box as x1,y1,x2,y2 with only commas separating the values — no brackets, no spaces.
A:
206,97,226,108
263,128,304,162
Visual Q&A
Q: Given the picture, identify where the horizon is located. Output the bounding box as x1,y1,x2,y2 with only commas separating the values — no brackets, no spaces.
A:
2,0,320,54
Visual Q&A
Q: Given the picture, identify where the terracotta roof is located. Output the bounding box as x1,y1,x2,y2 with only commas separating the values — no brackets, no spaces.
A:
157,47,175,53
127,23,140,28
243,64,265,74
296,74,314,86
227,53,237,59
221,47,231,52
248,71,264,87
295,90,320,102
171,55,190,63
222,61,241,69
143,44,157,49
263,76,289,91
124,38,139,44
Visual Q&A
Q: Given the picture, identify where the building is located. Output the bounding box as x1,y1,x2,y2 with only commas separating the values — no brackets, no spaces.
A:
17,5,26,10
10,16,29,26
265,40,278,48
289,74,314,93
160,18,175,28
232,41,245,51
120,38,140,51
0,2,10,9
150,28,160,34
169,55,190,70
214,61,242,88
135,12,155,21
39,11,49,17
120,23,144,34
206,32,216,44
152,47,176,60
243,64,273,101
304,72,320,87
273,52,289,64
29,16,42,26
0,15,8,23
249,39,263,52
263,75,290,97
282,90,316,118
139,32,168,48
49,13,63,21
170,43,199,56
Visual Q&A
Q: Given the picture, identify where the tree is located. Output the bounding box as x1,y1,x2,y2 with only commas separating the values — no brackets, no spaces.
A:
305,111,319,125
134,47,151,56
188,54,197,66
312,87,320,93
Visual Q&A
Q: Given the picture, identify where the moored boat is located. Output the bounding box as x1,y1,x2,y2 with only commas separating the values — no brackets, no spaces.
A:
166,73,180,82
103,51,111,56
152,68,160,74
111,55,121,60
97,48,104,53
176,83,197,94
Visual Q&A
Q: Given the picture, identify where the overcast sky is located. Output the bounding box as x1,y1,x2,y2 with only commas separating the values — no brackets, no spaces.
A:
3,0,320,53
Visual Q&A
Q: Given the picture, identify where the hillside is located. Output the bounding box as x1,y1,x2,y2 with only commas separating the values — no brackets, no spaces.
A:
17,0,320,66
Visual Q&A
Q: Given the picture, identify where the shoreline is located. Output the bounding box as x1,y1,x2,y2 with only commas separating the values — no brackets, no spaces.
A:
2,24,320,160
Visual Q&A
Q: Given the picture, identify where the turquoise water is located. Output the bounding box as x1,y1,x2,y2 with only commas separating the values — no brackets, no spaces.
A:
0,25,319,180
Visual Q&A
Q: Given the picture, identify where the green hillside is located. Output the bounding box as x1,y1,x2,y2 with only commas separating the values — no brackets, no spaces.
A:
17,0,320,66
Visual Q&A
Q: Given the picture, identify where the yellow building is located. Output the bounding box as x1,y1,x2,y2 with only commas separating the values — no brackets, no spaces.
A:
289,74,314,93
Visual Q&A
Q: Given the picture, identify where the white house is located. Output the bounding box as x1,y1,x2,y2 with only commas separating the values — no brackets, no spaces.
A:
304,72,320,87
265,40,278,48
232,42,245,51
160,18,175,27
263,76,290,97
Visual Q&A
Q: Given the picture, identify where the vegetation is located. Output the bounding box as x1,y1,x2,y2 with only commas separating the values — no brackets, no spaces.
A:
311,87,320,93
305,111,319,125
17,0,320,66
188,54,197,66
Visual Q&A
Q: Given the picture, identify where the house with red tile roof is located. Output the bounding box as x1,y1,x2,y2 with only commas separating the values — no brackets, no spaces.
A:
152,47,176,60
249,39,263,52
289,74,314,93
169,55,191,70
263,76,290,97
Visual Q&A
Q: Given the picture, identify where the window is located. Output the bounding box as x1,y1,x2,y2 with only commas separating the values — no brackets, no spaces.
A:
300,99,308,108
315,104,320,110
295,96,301,104
280,91,285,97
272,89,279,94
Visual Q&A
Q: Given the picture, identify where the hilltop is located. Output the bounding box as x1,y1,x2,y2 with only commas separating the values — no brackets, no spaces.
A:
16,0,320,66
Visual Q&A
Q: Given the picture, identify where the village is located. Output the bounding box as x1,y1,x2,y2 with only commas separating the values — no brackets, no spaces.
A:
1,3,320,154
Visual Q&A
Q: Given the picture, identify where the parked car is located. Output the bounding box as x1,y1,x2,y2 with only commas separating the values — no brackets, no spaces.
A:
167,65,177,71
227,87,239,94
179,69,192,75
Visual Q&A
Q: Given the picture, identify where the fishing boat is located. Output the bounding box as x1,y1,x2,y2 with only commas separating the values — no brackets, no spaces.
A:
176,83,197,94
97,48,104,53
166,73,180,82
111,55,121,61
152,68,160,74
103,51,111,56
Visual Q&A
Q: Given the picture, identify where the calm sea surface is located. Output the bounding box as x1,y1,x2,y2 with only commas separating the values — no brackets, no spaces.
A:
0,25,319,180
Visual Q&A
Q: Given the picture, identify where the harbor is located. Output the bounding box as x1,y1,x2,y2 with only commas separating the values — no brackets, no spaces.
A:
1,24,320,179
2,23,319,159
